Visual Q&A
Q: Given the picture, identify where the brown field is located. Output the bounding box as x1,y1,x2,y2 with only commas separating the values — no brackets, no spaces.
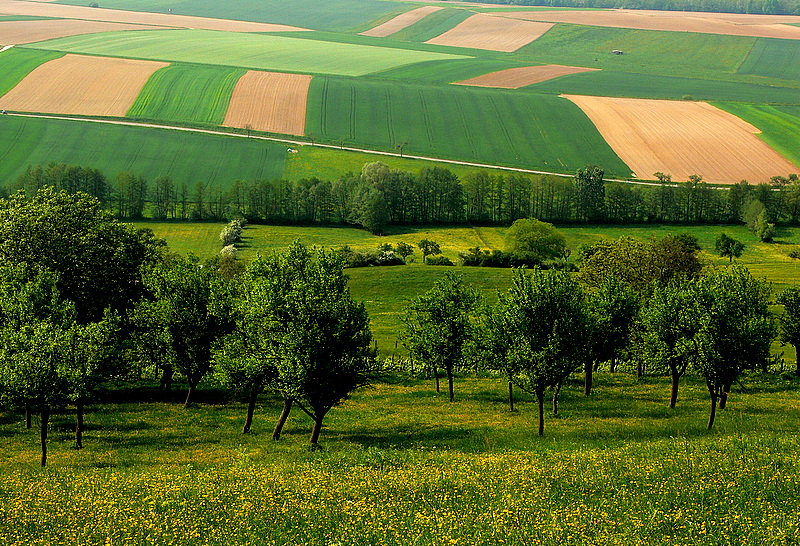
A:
0,0,310,33
455,64,599,88
425,13,553,51
563,94,799,184
0,19,168,45
360,6,442,37
499,9,800,39
0,54,168,116
223,71,312,136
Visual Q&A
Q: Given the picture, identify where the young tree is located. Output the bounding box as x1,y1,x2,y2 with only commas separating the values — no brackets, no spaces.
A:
402,272,480,402
504,218,567,262
395,242,414,263
715,233,745,262
417,239,441,264
777,287,800,375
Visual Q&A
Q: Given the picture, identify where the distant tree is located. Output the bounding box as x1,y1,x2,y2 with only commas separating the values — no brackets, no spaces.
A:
395,242,414,262
402,272,480,402
575,166,605,222
417,239,441,264
754,209,775,242
715,233,745,262
776,287,800,376
504,218,567,262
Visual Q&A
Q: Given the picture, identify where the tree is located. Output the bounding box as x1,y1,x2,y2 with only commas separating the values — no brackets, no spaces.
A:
486,268,590,436
402,272,480,402
504,218,567,262
417,239,441,264
777,287,800,375
754,209,775,242
395,242,414,263
575,166,605,222
715,233,745,262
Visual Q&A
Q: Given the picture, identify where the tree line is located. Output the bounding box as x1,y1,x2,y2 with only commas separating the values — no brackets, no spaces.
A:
457,0,800,16
11,162,800,234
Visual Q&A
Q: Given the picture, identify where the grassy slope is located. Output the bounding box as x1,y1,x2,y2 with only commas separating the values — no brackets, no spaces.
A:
28,29,468,77
306,77,632,177
0,48,63,97
52,0,402,32
714,102,800,169
0,115,286,191
737,38,800,80
127,63,245,125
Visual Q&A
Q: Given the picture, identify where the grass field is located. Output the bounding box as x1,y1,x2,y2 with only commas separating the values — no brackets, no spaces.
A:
376,58,530,84
53,0,402,32
0,48,63,98
29,29,469,77
1,372,799,545
127,63,245,125
737,37,800,80
386,7,473,42
715,102,800,170
0,116,286,191
306,77,632,176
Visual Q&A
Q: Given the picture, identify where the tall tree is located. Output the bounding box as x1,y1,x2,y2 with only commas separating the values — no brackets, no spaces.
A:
777,287,800,376
575,166,605,222
715,233,745,262
417,239,441,264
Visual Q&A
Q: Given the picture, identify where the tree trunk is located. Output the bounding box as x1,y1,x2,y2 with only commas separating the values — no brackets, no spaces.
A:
609,356,617,373
584,360,593,396
310,417,324,449
552,382,562,415
796,353,800,376
508,381,515,412
637,361,644,378
446,364,454,402
719,381,732,409
272,398,293,440
40,410,49,467
25,403,31,429
158,365,173,395
433,366,440,393
536,387,545,437
708,390,719,429
669,369,680,409
183,381,196,408
74,399,84,450
242,382,260,434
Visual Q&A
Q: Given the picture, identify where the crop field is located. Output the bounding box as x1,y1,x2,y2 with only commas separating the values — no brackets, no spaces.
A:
737,38,800,80
376,58,530,85
223,71,313,136
0,115,286,191
29,29,468,77
715,102,800,169
0,19,166,45
384,7,473,42
127,63,245,125
0,47,62,97
456,64,599,89
360,5,442,38
425,13,555,52
306,77,632,176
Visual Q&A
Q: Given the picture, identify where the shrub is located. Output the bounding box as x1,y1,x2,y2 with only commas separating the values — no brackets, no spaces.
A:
427,255,454,266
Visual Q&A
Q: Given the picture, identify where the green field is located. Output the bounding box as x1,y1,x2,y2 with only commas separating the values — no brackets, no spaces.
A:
0,48,63,98
0,116,286,191
715,102,800,169
28,29,469,77
306,77,632,176
386,7,473,42
127,64,245,125
738,38,800,80
376,58,530,84
53,0,403,32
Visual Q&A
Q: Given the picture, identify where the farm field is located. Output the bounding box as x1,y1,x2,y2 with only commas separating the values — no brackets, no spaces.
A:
0,115,287,191
456,64,600,89
0,47,63,97
360,5,442,37
424,13,554,51
716,102,800,169
384,7,473,42
0,18,168,44
737,38,800,80
223,71,313,136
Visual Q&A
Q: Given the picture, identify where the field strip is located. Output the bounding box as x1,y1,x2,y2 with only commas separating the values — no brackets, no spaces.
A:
455,64,599,89
0,19,171,44
0,0,311,32
564,94,799,184
497,9,800,40
223,71,312,136
0,54,168,117
360,6,443,37
425,13,553,51
0,44,12,52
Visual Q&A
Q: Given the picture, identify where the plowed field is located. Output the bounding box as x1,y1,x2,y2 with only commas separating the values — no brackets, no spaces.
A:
360,6,442,37
0,54,168,116
223,71,312,136
563,94,799,184
425,13,553,51
500,9,800,40
455,64,599,89
0,19,166,44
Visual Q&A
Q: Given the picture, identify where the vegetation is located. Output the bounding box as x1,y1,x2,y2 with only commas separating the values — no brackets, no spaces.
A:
737,38,800,80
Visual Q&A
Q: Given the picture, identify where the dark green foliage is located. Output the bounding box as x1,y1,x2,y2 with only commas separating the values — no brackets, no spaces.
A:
459,247,543,268
575,166,606,223
715,233,745,261
504,218,567,261
777,286,800,374
426,255,455,266
15,163,108,203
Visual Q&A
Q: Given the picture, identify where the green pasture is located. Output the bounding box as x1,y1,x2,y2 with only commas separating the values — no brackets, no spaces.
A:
386,7,473,42
738,38,800,80
531,69,800,104
0,48,63,98
29,29,468,77
376,58,530,84
52,0,403,32
0,116,286,192
127,64,245,125
306,77,632,177
715,102,800,169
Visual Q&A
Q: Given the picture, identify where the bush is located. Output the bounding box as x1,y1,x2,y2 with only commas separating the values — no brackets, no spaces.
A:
459,247,542,268
427,255,454,266
335,246,405,268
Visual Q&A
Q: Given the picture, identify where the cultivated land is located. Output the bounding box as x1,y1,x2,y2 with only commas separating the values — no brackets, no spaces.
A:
455,64,599,88
563,94,799,183
0,54,168,117
717,102,800,169
360,5,442,37
737,38,800,80
425,13,554,51
0,19,168,44
0,47,62,97
223,71,313,136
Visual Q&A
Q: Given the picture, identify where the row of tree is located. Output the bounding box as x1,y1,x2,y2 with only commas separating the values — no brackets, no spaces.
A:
461,0,800,16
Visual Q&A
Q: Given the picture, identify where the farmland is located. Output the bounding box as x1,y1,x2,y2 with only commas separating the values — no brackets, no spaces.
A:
0,48,63,97
223,71,312,136
716,102,800,169
737,38,800,80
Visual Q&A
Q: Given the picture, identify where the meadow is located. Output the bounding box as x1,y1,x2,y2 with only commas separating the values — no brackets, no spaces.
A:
0,48,63,97
28,30,468,77
737,37,800,80
0,115,286,190
127,63,245,125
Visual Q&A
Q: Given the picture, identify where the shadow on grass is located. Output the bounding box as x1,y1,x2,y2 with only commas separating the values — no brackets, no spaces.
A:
341,425,476,449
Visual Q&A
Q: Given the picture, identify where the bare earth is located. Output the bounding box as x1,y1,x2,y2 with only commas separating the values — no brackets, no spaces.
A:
455,64,599,89
0,19,169,45
497,9,800,40
425,13,553,52
563,94,799,184
0,0,310,33
360,6,442,37
0,53,168,116
223,71,313,136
